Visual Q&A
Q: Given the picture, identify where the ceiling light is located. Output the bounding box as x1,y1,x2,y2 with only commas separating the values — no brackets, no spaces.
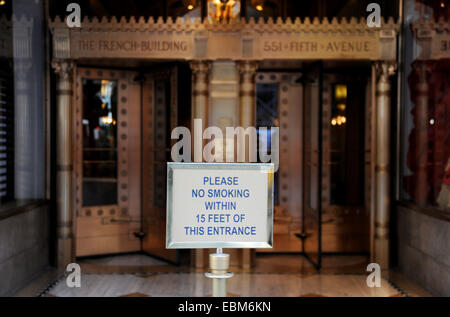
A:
335,84,347,99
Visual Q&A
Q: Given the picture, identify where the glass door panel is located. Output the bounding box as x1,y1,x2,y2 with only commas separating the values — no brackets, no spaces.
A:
81,79,118,206
141,67,179,263
301,62,323,269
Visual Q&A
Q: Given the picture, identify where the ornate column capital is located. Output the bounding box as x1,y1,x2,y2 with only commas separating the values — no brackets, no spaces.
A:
52,59,74,79
237,61,258,77
374,61,396,81
189,60,211,75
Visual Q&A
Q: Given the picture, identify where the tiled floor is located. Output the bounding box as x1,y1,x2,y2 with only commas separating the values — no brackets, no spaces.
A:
15,253,431,297
46,273,401,297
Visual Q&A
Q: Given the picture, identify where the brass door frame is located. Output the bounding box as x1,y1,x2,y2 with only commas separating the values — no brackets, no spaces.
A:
73,67,141,257
255,72,304,253
141,66,179,263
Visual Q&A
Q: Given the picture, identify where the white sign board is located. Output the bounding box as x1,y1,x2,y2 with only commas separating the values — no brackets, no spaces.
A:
166,163,274,249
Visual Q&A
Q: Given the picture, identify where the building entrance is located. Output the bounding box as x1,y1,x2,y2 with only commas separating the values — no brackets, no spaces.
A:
73,65,190,263
50,14,398,268
73,61,373,269
254,62,372,269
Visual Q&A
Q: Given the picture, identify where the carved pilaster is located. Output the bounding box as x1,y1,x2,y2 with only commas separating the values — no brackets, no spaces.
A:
374,61,396,269
190,61,211,97
190,61,211,164
52,60,74,267
237,61,258,129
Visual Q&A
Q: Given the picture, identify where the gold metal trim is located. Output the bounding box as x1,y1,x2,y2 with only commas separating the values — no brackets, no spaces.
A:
375,164,390,173
375,221,389,228
56,89,73,96
239,91,256,97
375,232,389,239
57,164,73,171
375,91,391,97
193,90,209,96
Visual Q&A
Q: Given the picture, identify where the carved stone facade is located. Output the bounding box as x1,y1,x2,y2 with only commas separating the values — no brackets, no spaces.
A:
49,17,399,61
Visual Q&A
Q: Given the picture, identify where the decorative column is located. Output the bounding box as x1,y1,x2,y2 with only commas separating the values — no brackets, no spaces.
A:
190,60,210,268
238,61,258,271
190,61,211,162
374,62,396,269
52,60,74,267
412,61,430,206
238,61,257,131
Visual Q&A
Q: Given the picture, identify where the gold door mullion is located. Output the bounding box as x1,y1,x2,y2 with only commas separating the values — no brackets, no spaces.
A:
153,79,167,216
142,78,155,228
279,76,289,208
321,75,332,210
75,67,82,217
117,75,130,217
142,69,178,263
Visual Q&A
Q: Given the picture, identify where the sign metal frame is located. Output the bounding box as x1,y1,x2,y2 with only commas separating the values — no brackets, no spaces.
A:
166,162,274,249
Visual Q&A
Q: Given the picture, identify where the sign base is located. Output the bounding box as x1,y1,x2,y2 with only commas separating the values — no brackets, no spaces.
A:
205,249,233,297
